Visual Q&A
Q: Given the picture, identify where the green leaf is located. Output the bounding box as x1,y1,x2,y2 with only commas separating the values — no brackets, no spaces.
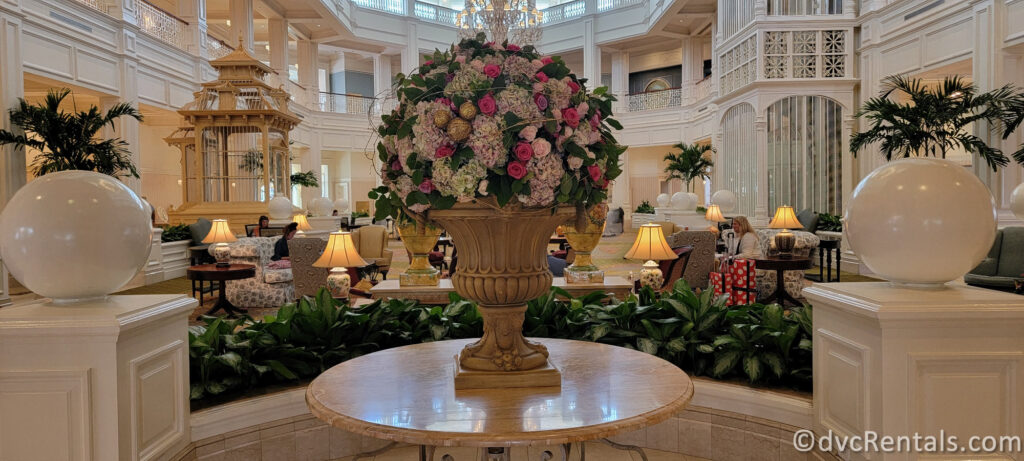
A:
265,359,299,380
637,337,659,355
712,350,741,377
665,338,687,353
743,355,763,382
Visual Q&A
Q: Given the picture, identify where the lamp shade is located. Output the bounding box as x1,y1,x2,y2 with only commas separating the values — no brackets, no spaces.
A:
624,223,678,261
293,214,313,231
202,219,237,244
769,206,802,229
313,232,368,268
705,204,726,222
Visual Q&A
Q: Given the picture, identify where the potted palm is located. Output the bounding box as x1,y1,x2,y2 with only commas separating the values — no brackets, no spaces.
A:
0,88,142,178
663,142,714,207
846,75,1024,285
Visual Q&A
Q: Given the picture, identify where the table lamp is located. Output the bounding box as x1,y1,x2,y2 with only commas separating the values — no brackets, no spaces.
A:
624,223,677,288
705,204,726,233
313,231,368,299
769,205,802,258
293,214,312,236
202,219,237,267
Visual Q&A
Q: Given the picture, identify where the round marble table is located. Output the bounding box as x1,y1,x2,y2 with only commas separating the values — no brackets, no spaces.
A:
306,338,693,460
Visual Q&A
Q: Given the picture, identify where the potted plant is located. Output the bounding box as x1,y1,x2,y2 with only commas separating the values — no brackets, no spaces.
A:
846,75,1024,285
634,200,655,214
369,33,625,382
663,142,714,196
0,88,142,179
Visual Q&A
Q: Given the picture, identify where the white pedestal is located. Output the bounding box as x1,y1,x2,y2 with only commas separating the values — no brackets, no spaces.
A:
0,295,196,461
307,216,341,232
661,209,708,231
805,282,1024,460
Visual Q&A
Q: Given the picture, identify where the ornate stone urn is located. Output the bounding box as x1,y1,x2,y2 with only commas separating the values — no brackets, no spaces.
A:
427,198,575,388
563,203,607,284
396,221,443,286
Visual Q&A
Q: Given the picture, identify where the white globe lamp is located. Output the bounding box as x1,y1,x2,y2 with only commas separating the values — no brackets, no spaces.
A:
311,197,333,217
0,171,152,303
670,192,694,210
711,190,737,213
686,192,699,208
1010,183,1024,220
334,198,350,214
268,196,293,220
844,158,996,286
655,193,670,208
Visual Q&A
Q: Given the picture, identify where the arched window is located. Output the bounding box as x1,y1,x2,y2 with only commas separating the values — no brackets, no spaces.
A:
644,78,670,92
721,104,757,215
766,95,843,214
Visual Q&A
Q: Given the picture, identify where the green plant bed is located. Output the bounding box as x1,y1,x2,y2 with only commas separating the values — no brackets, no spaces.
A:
161,223,192,242
189,283,812,405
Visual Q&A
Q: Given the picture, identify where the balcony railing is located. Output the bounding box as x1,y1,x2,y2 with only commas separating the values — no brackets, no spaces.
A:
597,0,643,11
627,88,681,112
693,77,713,101
319,92,378,115
135,0,189,50
73,0,105,12
207,36,233,60
414,1,458,24
352,0,405,14
540,0,585,24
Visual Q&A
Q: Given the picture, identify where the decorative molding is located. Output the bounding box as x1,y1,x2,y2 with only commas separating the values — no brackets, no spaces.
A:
0,368,93,461
131,340,188,461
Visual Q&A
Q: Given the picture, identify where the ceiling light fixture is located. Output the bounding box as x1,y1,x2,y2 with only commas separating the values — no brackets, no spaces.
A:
455,0,543,45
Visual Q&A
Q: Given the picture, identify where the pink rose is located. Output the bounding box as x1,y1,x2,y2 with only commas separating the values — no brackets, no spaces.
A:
567,80,580,93
536,72,549,83
507,161,527,180
435,144,455,159
531,138,551,157
484,41,494,48
484,64,501,78
590,113,600,129
533,93,549,110
419,178,435,194
567,156,583,170
514,142,533,162
541,56,553,65
391,159,402,171
470,60,485,72
478,93,497,116
588,165,603,183
519,125,538,141
562,108,580,128
578,102,589,115
455,55,466,64
506,44,521,52
532,82,545,93
531,59,545,71
423,60,433,66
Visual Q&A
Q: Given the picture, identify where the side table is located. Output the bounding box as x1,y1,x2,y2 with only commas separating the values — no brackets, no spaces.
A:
806,239,841,283
186,264,256,316
753,257,812,307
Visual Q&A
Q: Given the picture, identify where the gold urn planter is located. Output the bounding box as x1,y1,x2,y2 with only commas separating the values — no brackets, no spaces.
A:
426,198,575,389
397,221,443,286
562,203,608,284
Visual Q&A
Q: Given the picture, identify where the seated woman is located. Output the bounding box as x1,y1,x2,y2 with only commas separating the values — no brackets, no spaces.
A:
732,216,762,259
252,215,270,237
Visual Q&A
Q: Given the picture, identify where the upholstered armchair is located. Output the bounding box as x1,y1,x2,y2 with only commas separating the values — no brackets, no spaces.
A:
288,237,330,299
754,229,819,301
351,225,393,278
665,230,716,290
226,237,295,308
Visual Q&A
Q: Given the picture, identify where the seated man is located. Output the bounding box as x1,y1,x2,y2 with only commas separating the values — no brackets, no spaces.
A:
271,222,298,261
548,254,567,277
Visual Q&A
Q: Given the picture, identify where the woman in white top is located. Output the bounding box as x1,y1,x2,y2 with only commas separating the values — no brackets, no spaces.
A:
732,216,761,259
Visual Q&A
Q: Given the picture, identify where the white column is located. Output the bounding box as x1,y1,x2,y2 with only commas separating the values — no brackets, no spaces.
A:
0,295,196,460
108,0,140,25
402,23,420,74
973,0,1016,217
229,0,254,52
100,96,141,195
0,14,25,212
331,50,346,95
582,19,600,87
300,139,323,207
267,18,289,83
297,39,319,108
754,117,769,225
612,150,631,226
610,51,629,113
374,54,393,114
179,0,208,58
680,36,694,104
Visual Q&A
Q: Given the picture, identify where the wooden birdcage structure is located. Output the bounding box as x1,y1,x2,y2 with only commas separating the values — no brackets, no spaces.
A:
166,44,301,232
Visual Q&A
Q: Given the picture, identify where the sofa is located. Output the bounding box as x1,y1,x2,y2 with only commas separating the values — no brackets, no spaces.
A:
754,229,819,301
965,227,1024,291
226,237,295,308
665,230,716,290
351,225,394,278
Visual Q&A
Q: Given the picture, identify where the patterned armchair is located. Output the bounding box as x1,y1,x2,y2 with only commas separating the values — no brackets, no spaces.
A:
754,229,819,301
226,237,295,308
665,230,716,290
351,226,393,278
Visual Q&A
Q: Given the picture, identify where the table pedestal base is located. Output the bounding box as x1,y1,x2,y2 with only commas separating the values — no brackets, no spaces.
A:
453,355,561,389
351,440,647,461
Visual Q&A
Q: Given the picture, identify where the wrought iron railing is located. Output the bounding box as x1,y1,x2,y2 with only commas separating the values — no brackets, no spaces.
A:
541,0,585,24
319,92,378,115
135,0,189,50
351,0,405,14
413,1,458,24
626,87,682,112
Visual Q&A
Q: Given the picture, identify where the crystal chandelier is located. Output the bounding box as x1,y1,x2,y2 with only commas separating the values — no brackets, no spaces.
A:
455,0,543,46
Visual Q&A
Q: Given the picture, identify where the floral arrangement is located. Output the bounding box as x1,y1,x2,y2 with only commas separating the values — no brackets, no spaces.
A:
370,33,626,220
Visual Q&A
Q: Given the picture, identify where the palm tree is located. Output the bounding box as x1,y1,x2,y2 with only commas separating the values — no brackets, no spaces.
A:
664,142,715,193
0,88,143,178
850,75,1024,171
